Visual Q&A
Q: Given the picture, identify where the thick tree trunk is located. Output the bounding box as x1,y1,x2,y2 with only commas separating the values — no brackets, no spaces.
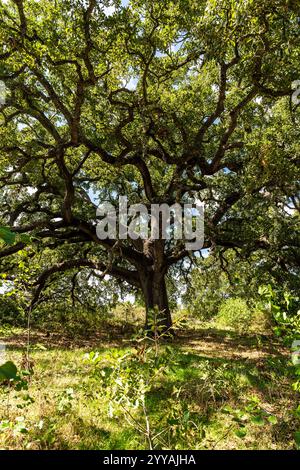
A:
139,269,172,334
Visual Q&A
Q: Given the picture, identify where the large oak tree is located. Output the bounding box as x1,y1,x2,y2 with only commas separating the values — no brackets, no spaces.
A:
0,0,299,329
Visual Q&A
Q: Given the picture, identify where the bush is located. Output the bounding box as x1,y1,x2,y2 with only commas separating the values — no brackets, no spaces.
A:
0,297,24,326
216,298,252,333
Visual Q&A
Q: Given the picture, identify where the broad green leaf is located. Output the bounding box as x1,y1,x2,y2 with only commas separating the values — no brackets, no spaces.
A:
0,361,18,381
0,227,16,245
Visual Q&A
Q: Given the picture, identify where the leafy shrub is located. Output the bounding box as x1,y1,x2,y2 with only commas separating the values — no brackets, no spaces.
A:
84,312,193,449
216,298,252,333
259,285,300,449
249,308,273,334
258,284,300,343
0,297,24,327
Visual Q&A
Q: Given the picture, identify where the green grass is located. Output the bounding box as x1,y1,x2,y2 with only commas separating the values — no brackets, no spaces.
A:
0,324,297,450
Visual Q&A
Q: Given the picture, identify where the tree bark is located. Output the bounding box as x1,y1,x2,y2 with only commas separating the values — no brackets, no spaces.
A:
139,268,172,334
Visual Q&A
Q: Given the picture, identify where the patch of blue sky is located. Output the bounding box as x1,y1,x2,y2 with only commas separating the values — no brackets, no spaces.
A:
102,0,129,16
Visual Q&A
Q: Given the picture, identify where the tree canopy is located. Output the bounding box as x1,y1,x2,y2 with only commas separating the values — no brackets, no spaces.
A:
0,0,299,328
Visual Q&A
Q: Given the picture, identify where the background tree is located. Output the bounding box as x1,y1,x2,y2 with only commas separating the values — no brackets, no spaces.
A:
0,0,299,329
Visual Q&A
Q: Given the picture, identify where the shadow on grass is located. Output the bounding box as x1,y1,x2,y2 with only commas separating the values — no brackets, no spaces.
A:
175,327,288,359
144,348,292,421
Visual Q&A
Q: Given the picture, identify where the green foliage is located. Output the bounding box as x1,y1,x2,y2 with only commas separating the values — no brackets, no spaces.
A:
259,285,300,449
0,297,26,327
216,298,252,333
0,361,18,382
0,0,299,326
85,312,192,449
184,259,230,320
56,388,75,415
258,285,300,342
0,360,30,392
223,395,278,440
0,227,16,245
0,322,297,450
0,0,299,451
184,249,290,326
0,227,32,246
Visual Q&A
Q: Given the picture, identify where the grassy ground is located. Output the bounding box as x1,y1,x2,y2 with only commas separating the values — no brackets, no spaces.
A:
0,321,297,450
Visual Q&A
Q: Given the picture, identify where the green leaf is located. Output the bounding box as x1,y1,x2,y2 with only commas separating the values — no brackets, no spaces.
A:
0,361,18,381
235,427,247,438
295,431,300,449
18,233,31,244
0,227,16,245
251,415,265,426
267,415,278,425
